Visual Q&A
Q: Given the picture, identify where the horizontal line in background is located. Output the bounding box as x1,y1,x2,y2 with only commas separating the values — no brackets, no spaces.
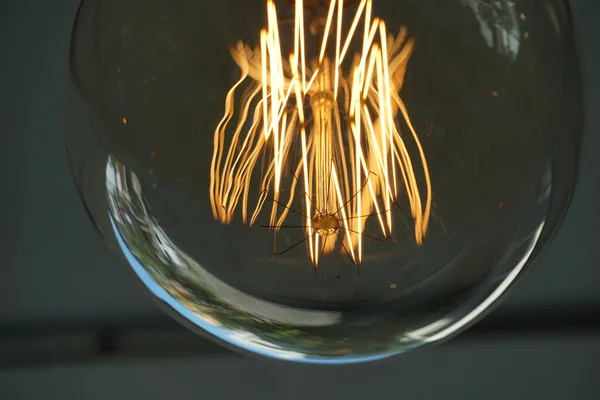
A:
1,309,598,370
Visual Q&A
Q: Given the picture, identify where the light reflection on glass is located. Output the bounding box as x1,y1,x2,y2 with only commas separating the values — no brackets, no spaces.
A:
462,0,522,60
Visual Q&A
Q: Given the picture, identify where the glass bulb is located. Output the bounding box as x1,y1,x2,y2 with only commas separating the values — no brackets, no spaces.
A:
66,0,582,363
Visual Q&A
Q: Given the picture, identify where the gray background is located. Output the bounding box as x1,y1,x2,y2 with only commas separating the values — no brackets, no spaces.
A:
0,0,598,398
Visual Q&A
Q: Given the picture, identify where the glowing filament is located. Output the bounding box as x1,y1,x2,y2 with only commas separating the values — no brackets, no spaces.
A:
209,0,432,266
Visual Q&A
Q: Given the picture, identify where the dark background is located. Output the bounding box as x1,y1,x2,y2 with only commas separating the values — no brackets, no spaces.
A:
1,0,598,398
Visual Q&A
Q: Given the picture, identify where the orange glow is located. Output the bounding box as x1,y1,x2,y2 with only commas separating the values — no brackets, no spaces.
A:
210,0,432,267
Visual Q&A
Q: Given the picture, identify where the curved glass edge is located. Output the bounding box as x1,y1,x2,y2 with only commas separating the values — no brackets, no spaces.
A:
111,216,392,364
107,153,545,364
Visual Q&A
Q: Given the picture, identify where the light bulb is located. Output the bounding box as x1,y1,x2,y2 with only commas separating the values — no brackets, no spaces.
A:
66,0,582,363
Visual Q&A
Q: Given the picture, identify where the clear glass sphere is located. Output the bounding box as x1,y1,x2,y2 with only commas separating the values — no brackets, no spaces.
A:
66,0,582,363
